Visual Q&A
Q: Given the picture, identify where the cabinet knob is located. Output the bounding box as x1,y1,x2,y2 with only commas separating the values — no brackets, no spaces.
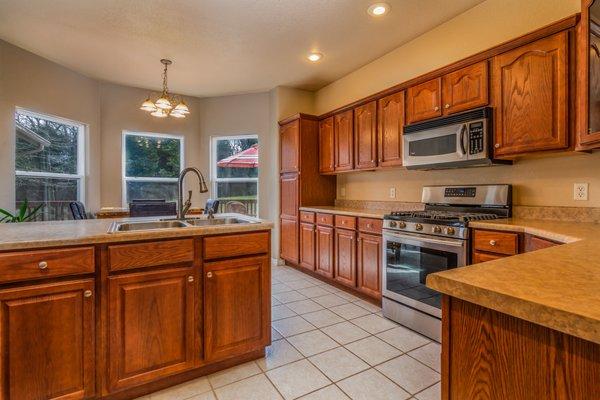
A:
188,275,194,282
434,106,440,111
38,261,48,270
494,143,500,148
83,290,93,298
490,240,497,246
444,104,450,109
207,272,213,278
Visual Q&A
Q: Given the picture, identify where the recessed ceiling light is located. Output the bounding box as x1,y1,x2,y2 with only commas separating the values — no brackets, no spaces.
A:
368,2,390,16
307,52,323,62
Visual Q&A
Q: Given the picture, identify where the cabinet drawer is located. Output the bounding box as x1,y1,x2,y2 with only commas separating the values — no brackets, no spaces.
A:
316,213,334,226
0,246,94,283
204,231,269,261
473,230,518,255
335,215,357,230
108,239,194,272
358,218,382,234
472,251,505,264
300,211,316,223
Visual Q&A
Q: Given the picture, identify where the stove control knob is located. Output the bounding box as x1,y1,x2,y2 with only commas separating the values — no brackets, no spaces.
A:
415,223,423,231
433,226,442,234
398,221,406,229
389,221,397,228
446,227,456,235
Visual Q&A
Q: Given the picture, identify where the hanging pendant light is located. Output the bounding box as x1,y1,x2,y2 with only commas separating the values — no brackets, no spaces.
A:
140,59,189,118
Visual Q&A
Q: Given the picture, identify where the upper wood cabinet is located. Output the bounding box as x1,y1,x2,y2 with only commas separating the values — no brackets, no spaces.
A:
354,101,377,170
0,279,95,400
108,268,197,391
377,91,405,167
319,117,335,173
280,173,299,219
280,119,299,173
492,32,569,157
442,61,489,115
204,255,270,362
577,0,600,149
334,110,354,171
406,78,442,124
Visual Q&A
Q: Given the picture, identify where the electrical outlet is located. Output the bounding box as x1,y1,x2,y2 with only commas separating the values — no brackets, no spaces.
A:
574,183,589,201
389,187,396,199
340,186,346,197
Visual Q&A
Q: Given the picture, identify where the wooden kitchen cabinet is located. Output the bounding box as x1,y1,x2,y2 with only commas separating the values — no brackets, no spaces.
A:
299,222,316,271
377,91,405,167
316,225,334,279
334,228,357,287
204,255,270,362
280,217,299,264
441,61,489,115
280,119,299,173
357,233,382,299
354,101,377,170
280,173,299,219
334,110,354,171
492,32,569,157
107,268,196,391
406,78,442,124
0,279,95,400
319,117,335,173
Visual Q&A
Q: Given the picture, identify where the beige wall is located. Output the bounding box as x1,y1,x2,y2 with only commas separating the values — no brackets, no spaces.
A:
0,40,101,212
312,0,599,207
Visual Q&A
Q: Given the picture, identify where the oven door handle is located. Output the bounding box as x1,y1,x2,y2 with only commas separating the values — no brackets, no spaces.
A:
383,230,466,248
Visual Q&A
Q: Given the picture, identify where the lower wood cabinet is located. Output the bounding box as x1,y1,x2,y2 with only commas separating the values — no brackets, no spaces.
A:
107,268,197,391
316,225,334,279
299,222,316,271
357,233,382,298
0,279,95,400
334,228,357,287
204,255,270,362
280,217,299,264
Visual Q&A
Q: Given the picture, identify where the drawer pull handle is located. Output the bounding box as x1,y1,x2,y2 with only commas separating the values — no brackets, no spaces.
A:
83,290,92,298
490,240,497,246
367,224,372,228
445,104,450,109
207,272,213,278
38,261,48,270
434,106,440,111
188,276,194,282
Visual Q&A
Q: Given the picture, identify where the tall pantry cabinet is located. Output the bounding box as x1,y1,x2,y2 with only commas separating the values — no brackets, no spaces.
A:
279,114,336,265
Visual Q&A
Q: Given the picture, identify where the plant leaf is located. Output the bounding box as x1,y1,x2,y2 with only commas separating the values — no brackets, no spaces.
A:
24,204,44,222
18,201,28,221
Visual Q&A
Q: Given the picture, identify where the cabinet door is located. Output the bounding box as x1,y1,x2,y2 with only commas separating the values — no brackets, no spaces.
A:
299,222,316,271
334,110,354,171
280,119,300,173
108,268,196,391
492,32,569,157
334,228,357,287
280,173,299,219
354,101,377,170
357,233,382,299
204,256,270,362
319,117,335,173
406,78,442,124
280,217,299,264
377,91,405,167
316,225,334,279
442,61,489,115
0,279,95,400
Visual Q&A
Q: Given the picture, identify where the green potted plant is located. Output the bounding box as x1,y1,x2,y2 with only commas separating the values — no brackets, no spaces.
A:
0,200,44,223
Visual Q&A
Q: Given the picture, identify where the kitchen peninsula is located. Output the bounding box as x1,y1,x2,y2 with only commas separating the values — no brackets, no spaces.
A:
0,215,272,400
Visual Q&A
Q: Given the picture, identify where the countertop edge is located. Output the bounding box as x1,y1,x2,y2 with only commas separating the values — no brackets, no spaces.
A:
299,206,385,219
468,220,582,243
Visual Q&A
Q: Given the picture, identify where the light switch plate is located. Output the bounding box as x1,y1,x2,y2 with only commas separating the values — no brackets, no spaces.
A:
389,187,396,199
574,183,589,201
340,186,346,197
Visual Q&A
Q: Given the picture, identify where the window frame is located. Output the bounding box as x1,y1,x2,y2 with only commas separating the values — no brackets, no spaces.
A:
210,134,259,216
14,107,87,205
121,131,185,207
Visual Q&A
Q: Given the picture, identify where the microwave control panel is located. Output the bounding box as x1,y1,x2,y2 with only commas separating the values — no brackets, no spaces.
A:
468,122,485,154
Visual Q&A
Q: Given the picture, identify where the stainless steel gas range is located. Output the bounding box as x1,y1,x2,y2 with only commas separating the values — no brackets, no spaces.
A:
381,184,512,341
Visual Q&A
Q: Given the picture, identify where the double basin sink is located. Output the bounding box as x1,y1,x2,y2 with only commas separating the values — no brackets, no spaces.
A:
108,216,257,233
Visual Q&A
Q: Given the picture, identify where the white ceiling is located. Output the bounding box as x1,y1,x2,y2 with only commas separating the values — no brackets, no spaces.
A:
0,0,485,97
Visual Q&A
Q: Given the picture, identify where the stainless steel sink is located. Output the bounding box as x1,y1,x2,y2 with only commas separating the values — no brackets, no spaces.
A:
184,217,255,226
108,220,188,233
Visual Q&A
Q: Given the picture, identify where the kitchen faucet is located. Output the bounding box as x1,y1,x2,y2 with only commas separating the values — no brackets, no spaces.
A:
177,167,209,219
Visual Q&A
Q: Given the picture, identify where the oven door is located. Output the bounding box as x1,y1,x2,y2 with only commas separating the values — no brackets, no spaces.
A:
403,122,468,168
382,230,467,318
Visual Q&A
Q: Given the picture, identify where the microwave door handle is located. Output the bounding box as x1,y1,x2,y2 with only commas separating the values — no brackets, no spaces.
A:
458,124,467,156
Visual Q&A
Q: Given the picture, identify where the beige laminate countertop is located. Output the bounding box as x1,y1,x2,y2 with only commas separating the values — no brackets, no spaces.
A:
427,218,600,344
299,206,386,219
0,214,273,251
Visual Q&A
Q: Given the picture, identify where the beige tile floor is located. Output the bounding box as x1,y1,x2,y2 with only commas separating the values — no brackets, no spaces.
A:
137,265,441,400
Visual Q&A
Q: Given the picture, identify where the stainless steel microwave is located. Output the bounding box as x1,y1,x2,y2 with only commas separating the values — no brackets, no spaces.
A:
402,107,508,170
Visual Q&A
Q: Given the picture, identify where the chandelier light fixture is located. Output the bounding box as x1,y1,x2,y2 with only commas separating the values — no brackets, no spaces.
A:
140,59,190,119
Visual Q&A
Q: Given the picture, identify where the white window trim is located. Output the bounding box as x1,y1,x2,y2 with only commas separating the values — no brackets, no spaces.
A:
210,134,259,216
15,108,86,205
122,131,185,207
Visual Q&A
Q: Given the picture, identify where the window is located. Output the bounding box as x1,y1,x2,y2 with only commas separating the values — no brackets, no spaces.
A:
122,132,184,205
15,109,85,221
211,135,258,216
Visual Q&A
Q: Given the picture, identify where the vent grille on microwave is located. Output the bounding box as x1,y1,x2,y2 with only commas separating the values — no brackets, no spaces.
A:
404,107,492,134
